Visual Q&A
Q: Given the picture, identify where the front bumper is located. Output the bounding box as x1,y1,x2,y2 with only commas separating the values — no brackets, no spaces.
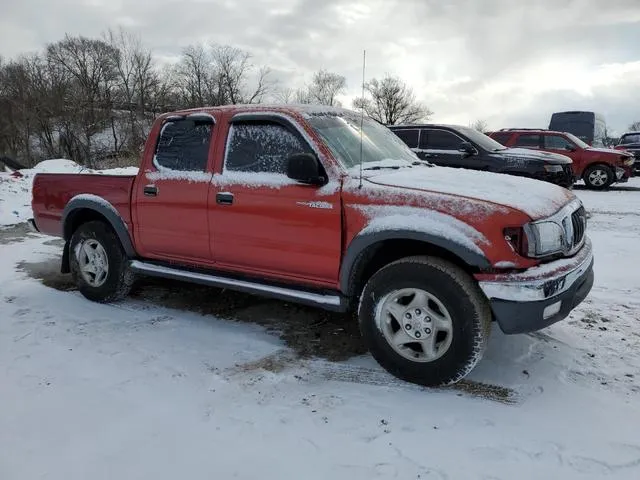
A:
478,238,594,334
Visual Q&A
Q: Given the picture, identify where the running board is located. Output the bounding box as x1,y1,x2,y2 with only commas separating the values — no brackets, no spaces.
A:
129,260,347,312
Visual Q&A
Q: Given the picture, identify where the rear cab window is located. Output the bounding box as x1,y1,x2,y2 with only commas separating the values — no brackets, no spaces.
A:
514,134,541,148
155,118,213,171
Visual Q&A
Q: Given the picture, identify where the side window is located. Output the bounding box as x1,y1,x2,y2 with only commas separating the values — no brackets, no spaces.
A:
155,119,213,171
514,134,540,148
225,122,312,174
544,135,575,150
423,129,464,150
393,129,419,148
490,132,512,145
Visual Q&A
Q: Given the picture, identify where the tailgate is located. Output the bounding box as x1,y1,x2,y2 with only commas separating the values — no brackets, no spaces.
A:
32,173,136,237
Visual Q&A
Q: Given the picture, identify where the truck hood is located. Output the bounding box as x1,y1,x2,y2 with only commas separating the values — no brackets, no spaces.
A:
363,166,574,220
587,146,630,156
500,148,572,164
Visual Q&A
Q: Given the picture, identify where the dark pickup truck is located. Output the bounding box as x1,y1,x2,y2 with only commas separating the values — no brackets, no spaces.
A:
30,105,594,387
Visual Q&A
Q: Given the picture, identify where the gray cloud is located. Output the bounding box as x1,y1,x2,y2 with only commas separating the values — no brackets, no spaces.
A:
1,0,639,132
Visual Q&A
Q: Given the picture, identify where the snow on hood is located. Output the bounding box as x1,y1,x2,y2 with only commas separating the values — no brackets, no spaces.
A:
501,148,572,164
363,166,574,219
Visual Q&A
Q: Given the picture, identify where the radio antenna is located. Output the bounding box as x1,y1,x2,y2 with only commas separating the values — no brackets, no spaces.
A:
358,49,366,189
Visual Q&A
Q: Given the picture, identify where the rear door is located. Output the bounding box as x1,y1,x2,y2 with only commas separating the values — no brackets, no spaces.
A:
419,128,472,168
133,115,216,263
210,118,342,287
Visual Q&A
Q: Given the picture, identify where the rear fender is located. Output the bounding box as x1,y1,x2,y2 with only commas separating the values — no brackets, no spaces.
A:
61,194,135,272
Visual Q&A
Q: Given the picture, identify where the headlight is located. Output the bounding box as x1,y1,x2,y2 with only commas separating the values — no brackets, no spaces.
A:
524,221,565,257
543,164,564,173
623,156,635,166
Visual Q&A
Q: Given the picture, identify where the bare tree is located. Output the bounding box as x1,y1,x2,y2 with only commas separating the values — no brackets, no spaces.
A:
354,75,432,125
211,45,271,104
307,70,346,106
46,35,119,165
470,119,489,133
628,121,640,131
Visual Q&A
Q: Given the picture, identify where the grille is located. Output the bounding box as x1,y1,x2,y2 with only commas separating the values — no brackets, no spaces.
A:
571,206,586,248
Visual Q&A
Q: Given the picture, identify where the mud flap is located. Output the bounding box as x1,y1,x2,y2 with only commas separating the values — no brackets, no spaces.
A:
61,240,71,274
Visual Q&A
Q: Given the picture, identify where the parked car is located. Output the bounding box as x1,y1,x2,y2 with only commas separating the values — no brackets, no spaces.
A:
389,124,574,187
488,129,635,190
615,131,640,175
30,105,594,387
549,111,606,147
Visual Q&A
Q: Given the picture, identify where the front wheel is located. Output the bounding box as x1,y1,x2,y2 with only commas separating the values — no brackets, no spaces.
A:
358,256,492,386
583,164,614,190
69,221,133,303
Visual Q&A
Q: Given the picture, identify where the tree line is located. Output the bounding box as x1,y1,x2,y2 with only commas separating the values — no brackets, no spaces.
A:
0,28,432,168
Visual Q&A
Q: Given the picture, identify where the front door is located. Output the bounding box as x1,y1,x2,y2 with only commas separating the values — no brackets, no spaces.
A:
133,116,216,263
542,134,581,172
419,128,472,168
210,119,342,287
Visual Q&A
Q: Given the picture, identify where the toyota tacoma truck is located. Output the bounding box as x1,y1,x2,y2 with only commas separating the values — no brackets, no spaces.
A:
30,105,594,387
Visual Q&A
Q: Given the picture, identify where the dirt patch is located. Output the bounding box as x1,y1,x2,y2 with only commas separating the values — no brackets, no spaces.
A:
16,256,76,291
18,254,365,362
131,277,365,361
0,223,39,245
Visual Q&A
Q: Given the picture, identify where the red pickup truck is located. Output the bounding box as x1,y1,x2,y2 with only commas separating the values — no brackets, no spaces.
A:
30,105,594,386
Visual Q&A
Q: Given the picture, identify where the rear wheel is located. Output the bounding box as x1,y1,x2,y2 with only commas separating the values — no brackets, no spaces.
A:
358,256,492,386
583,164,614,190
69,221,133,302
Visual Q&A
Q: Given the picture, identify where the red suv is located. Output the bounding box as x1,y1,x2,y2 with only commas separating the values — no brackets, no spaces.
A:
488,129,635,189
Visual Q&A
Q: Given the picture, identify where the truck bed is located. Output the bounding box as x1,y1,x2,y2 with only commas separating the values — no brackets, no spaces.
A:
32,173,136,237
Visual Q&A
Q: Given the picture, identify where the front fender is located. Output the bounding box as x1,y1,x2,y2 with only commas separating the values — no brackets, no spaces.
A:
339,229,491,295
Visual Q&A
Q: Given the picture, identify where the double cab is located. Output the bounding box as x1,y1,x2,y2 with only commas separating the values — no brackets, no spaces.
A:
488,128,635,189
30,105,594,386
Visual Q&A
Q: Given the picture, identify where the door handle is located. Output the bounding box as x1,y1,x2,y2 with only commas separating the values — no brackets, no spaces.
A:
144,185,158,197
216,192,234,205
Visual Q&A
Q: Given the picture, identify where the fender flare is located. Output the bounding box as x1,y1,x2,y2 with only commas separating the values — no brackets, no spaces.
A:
61,194,135,257
339,229,491,296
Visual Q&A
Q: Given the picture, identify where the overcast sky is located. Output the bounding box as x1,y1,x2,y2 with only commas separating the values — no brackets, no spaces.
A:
2,0,640,133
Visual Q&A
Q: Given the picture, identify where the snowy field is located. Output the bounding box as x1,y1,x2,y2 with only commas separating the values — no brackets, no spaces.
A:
1,164,640,479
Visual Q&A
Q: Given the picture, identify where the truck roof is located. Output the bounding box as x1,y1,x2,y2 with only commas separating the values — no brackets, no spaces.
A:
167,104,353,118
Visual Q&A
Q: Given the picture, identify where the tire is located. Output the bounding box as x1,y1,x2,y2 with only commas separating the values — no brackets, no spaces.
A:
358,256,492,387
583,164,614,190
69,220,133,303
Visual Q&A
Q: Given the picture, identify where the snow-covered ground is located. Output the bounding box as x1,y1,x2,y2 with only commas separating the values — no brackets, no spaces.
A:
1,172,640,479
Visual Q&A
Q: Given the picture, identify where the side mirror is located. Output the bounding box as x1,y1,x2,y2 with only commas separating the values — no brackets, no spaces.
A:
286,153,326,185
565,145,577,152
458,142,477,156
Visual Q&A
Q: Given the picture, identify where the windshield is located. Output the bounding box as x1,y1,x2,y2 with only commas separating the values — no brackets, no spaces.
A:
620,133,640,145
564,132,589,149
455,126,507,151
307,113,420,170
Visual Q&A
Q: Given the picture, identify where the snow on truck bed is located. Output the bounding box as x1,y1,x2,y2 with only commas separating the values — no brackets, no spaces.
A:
0,159,138,226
